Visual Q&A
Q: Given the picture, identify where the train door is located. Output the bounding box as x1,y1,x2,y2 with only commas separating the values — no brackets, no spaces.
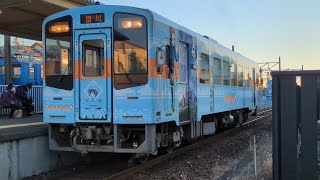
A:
75,29,112,122
178,43,190,123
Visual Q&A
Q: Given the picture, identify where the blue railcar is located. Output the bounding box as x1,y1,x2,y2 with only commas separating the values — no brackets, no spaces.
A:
43,5,259,156
0,58,43,86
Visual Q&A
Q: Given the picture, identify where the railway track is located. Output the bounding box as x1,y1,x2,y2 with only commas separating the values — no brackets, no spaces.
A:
36,108,271,180
105,109,272,180
243,109,272,125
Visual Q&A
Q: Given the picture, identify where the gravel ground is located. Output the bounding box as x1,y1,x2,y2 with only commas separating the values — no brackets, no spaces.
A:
131,117,272,180
24,153,130,180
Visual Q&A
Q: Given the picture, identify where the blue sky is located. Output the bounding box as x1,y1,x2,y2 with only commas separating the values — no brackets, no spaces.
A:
101,0,320,70
1,0,319,70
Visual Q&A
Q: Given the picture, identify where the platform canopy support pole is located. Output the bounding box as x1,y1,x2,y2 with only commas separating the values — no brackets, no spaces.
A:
4,35,12,85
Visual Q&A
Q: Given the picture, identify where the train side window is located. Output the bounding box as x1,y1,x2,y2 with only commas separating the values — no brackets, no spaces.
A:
41,65,43,79
82,40,104,77
238,65,243,87
13,66,21,79
200,53,210,84
29,67,35,80
157,46,170,74
179,44,188,83
249,68,254,87
223,61,230,86
243,68,249,87
156,47,163,74
213,57,222,85
256,72,259,86
231,64,237,86
0,66,4,74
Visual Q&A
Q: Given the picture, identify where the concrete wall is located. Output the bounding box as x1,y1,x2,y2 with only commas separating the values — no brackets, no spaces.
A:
0,136,78,180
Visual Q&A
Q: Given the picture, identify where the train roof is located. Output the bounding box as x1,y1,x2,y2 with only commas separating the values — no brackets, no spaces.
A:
44,5,257,65
112,5,257,65
149,10,257,65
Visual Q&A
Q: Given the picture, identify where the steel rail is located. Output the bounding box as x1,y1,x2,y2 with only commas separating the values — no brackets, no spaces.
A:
243,113,272,126
258,109,272,115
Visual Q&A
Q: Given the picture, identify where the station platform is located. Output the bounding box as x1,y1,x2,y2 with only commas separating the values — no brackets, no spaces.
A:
0,114,47,142
0,114,80,180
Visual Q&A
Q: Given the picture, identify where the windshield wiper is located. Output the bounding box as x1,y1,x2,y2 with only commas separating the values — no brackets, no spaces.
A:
118,61,133,82
57,66,69,83
124,72,133,82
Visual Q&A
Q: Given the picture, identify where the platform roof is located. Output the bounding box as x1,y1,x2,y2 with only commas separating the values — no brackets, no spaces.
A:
0,0,96,41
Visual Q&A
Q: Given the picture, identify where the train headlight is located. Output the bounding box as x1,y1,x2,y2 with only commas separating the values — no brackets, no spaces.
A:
120,19,142,29
49,22,70,33
133,141,138,149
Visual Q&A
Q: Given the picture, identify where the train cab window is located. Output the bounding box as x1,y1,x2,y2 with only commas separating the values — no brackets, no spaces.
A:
113,13,148,90
238,65,243,87
45,15,73,90
30,67,35,80
223,61,230,86
200,53,210,84
243,68,249,87
13,66,21,79
231,64,237,86
213,57,222,85
82,40,104,77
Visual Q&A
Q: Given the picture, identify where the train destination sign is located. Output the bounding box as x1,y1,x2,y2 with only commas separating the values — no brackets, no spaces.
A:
80,13,104,24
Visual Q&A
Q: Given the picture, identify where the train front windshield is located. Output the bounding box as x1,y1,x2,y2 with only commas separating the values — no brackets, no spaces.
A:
45,16,73,90
113,13,148,89
44,13,148,91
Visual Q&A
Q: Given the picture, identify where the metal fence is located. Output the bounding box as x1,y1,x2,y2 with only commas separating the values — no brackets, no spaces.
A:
0,85,42,115
272,70,319,180
257,88,272,110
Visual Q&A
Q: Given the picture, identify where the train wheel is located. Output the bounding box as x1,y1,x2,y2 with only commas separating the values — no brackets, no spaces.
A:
137,153,150,164
128,153,151,166
166,143,174,154
128,156,137,167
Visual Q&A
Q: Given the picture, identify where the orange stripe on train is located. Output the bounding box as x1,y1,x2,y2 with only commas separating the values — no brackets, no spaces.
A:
224,96,236,102
74,59,112,80
45,58,179,80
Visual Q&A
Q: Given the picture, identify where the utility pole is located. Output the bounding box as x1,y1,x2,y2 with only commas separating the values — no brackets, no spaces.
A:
258,58,281,86
4,35,12,85
279,56,281,71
